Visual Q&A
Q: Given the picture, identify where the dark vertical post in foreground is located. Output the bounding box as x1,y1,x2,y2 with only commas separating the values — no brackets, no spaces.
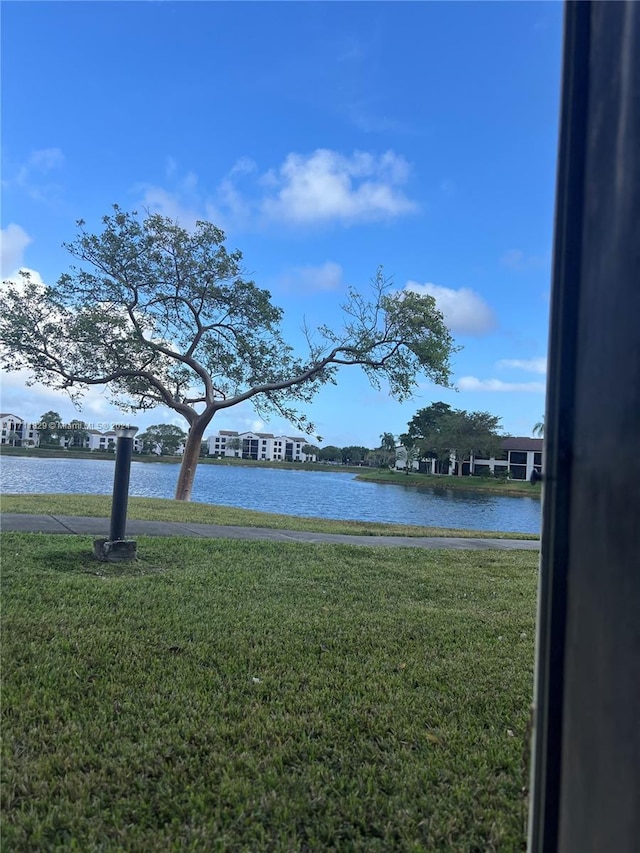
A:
528,2,640,851
110,429,135,541
93,425,139,562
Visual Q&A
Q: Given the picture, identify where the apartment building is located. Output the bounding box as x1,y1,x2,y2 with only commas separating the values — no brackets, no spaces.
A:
471,437,543,480
207,430,315,462
0,415,144,453
85,430,144,453
0,414,39,447
396,436,543,480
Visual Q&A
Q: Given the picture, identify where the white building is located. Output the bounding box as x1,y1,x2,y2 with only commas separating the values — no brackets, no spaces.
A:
0,413,39,447
0,415,145,453
85,430,144,453
471,437,543,481
395,437,543,480
207,430,316,462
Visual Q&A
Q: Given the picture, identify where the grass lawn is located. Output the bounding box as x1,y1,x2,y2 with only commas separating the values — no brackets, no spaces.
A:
356,470,541,498
1,533,536,851
1,493,539,540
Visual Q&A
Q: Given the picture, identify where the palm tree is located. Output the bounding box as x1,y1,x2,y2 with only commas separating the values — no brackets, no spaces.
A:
533,418,545,437
379,432,397,452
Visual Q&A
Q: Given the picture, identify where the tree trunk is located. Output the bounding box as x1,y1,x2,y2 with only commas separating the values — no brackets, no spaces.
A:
174,417,209,501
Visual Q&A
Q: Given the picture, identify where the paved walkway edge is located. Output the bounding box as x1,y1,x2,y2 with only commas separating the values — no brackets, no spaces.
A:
1,514,540,550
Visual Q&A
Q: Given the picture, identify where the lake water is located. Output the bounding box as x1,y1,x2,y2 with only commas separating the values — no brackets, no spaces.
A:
0,456,541,534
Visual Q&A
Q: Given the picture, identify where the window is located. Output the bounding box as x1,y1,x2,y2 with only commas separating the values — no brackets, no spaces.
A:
509,451,528,465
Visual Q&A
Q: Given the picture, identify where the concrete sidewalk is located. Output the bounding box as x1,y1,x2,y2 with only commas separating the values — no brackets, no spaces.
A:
1,514,540,551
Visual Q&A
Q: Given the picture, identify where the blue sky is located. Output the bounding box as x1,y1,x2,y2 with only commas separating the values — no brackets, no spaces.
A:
1,1,562,447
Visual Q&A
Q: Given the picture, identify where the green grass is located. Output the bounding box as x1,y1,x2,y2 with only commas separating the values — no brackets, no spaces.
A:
357,469,542,498
1,493,539,540
1,533,536,851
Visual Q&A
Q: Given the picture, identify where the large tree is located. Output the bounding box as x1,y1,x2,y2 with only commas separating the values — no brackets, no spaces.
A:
318,445,343,463
138,423,187,456
36,410,64,446
341,445,369,465
1,207,457,500
407,403,503,475
65,418,90,448
445,410,503,475
406,402,454,473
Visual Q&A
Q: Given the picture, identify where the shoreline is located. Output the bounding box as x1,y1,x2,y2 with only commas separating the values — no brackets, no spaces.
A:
0,493,540,540
0,447,542,498
354,471,542,499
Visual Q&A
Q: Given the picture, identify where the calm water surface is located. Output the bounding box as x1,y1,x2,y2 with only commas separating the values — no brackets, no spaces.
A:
1,456,541,534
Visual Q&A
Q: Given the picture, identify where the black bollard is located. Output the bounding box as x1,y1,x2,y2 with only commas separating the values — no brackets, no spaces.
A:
93,425,139,562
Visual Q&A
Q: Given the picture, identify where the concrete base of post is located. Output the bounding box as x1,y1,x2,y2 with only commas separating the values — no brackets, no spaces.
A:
93,538,138,562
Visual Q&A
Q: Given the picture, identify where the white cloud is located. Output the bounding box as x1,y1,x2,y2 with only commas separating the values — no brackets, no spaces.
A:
500,248,549,272
137,149,417,232
1,225,32,276
260,149,418,225
404,281,496,336
498,357,547,374
26,148,65,172
280,262,343,293
165,156,177,178
8,148,65,202
229,157,257,177
0,266,46,296
137,185,212,231
458,376,546,393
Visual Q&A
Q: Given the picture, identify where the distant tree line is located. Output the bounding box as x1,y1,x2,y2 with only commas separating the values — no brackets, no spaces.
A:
29,402,534,476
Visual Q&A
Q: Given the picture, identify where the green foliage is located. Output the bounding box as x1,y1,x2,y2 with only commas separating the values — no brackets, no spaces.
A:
407,402,503,475
341,445,369,465
36,410,64,445
318,445,343,463
379,431,397,453
1,209,458,499
2,533,536,851
138,423,187,455
65,419,90,448
532,418,545,437
397,433,422,474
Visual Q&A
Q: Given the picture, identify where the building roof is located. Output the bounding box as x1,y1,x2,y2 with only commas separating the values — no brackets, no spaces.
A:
0,413,23,420
501,436,544,451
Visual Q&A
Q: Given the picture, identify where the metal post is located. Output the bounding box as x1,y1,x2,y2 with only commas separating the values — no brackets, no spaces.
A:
93,425,139,562
110,432,134,541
